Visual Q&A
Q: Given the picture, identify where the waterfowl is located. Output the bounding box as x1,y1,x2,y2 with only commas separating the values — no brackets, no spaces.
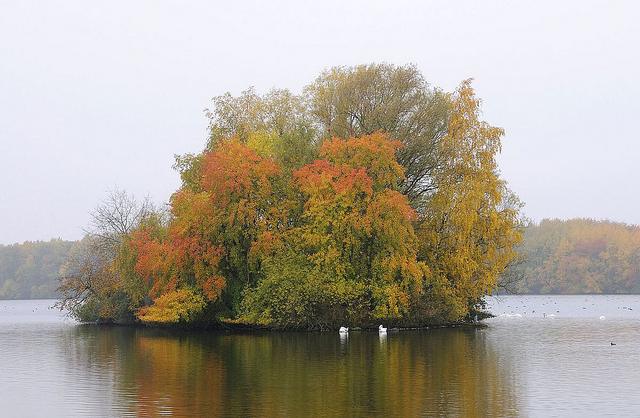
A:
378,325,387,333
339,326,349,334
599,316,606,320
611,342,616,346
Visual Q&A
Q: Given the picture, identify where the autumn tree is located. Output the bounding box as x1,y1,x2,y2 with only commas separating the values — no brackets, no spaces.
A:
306,63,450,205
241,133,430,329
175,89,317,197
416,80,524,320
129,139,287,323
57,190,156,322
206,88,315,145
203,64,451,205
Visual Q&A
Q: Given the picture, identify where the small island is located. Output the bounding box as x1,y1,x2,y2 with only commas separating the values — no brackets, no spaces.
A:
57,64,523,330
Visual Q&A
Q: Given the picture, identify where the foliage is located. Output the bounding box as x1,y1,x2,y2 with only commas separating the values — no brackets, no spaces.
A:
129,139,287,323
241,133,428,328
0,239,74,299
56,190,157,323
202,87,319,176
56,237,133,322
136,288,206,324
416,80,524,319
239,250,371,329
306,63,450,205
505,218,640,294
58,64,522,328
203,64,451,206
206,88,315,145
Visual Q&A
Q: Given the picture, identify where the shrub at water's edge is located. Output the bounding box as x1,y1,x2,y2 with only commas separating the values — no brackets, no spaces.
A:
57,64,524,329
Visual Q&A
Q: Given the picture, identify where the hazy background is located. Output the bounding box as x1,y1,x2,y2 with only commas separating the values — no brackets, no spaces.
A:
1,0,638,245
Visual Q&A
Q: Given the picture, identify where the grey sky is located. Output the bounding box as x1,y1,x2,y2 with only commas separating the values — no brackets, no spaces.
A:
1,0,638,245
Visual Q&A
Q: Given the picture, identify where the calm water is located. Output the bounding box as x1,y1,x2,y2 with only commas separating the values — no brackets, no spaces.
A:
1,296,639,417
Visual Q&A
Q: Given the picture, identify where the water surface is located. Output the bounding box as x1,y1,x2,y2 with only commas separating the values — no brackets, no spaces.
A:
0,296,638,417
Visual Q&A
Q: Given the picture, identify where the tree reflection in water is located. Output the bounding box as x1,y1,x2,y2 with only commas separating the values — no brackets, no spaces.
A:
68,326,520,417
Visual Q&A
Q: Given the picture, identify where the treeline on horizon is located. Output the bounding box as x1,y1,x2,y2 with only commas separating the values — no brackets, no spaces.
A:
506,218,640,294
0,239,74,299
6,64,525,329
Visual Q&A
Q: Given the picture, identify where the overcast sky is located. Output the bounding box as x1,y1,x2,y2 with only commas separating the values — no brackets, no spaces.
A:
1,0,638,245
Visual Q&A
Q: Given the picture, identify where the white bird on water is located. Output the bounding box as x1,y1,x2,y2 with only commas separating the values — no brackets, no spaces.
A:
379,324,387,333
339,326,349,334
599,316,606,320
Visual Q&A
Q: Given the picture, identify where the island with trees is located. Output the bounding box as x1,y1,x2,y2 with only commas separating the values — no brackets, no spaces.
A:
54,64,524,329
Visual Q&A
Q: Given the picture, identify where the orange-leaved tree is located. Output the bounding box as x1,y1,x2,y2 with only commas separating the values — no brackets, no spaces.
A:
129,139,286,323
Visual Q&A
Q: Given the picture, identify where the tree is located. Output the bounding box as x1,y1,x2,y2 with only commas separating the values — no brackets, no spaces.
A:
306,63,450,204
416,80,524,319
174,88,318,194
129,139,287,323
57,190,156,322
57,236,131,321
204,64,451,206
87,189,156,255
241,133,429,329
206,88,316,145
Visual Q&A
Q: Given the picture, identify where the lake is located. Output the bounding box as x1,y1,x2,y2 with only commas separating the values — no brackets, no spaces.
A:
1,295,639,417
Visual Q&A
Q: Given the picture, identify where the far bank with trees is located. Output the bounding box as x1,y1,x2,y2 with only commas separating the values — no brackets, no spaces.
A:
504,218,640,294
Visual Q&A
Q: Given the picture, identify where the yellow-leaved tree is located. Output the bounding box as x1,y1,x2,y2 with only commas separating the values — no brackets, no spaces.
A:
417,80,524,320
